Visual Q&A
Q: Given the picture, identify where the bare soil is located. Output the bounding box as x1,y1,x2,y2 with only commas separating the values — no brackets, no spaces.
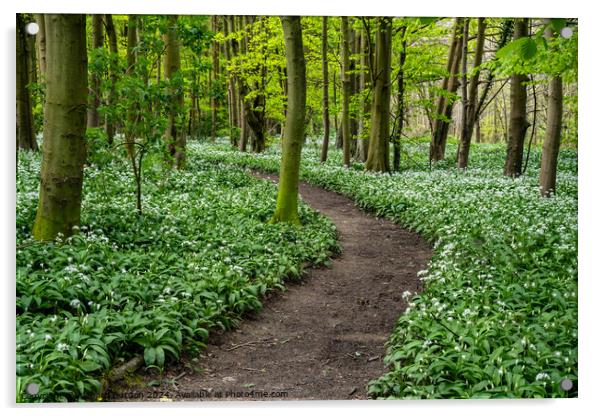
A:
106,173,432,401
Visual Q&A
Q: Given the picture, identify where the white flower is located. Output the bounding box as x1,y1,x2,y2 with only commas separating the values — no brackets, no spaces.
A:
56,342,69,352
44,334,52,341
535,372,550,381
402,290,412,301
70,299,81,308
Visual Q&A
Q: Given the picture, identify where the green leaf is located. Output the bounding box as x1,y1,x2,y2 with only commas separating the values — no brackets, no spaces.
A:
144,347,156,366
155,346,165,367
80,361,102,373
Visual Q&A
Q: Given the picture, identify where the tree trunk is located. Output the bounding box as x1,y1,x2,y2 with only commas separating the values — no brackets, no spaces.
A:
17,14,38,151
340,16,351,167
357,24,370,162
124,15,138,158
430,18,463,162
320,17,330,163
164,15,186,169
35,14,46,79
211,15,219,142
392,24,407,172
458,18,486,169
238,16,250,151
539,28,563,197
104,14,118,144
32,14,87,241
87,14,103,128
365,17,392,173
503,18,529,177
270,16,306,225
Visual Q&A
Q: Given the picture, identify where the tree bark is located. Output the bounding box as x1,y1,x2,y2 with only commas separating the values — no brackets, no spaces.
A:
340,17,351,167
32,14,87,241
430,18,463,162
210,16,220,142
357,23,371,162
164,15,186,169
365,17,392,173
539,28,563,197
124,15,138,158
34,14,46,79
104,14,118,144
503,18,529,177
87,14,103,128
320,17,330,163
17,14,38,151
270,16,306,225
392,24,407,171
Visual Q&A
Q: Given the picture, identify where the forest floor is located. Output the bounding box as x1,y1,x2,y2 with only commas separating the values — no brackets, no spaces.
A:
107,172,432,401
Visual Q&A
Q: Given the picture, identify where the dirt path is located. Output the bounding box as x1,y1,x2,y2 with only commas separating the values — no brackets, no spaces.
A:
107,173,432,401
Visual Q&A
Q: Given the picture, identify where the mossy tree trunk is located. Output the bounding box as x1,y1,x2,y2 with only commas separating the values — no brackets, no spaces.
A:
392,24,407,172
164,15,186,169
270,16,306,225
365,17,392,173
357,23,371,163
320,16,330,163
104,14,119,145
124,15,138,159
340,16,351,167
539,27,563,197
17,14,38,152
35,14,46,79
211,15,219,142
503,18,529,177
32,14,88,241
87,14,103,128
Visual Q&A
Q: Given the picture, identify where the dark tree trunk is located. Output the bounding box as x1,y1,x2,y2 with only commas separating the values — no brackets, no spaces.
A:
357,23,371,162
211,16,219,142
104,14,118,144
430,18,463,162
320,16,330,163
17,14,38,151
365,17,392,173
341,16,351,167
503,18,529,177
392,24,407,172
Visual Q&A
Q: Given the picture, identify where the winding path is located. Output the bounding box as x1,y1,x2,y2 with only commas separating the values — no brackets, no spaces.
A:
108,173,432,401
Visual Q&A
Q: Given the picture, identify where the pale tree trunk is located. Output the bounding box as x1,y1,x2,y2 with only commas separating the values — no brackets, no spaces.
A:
320,16,330,163
458,17,486,169
539,27,563,197
32,14,88,241
125,15,138,159
87,14,103,128
104,14,118,144
365,17,392,173
238,16,250,151
164,15,186,169
430,18,463,162
340,16,351,167
503,18,529,177
17,14,38,151
270,16,306,225
35,14,46,79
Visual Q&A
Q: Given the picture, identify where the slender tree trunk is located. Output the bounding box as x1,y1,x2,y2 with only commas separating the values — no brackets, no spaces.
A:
340,16,351,167
17,14,38,151
270,16,306,225
104,14,118,144
32,14,87,241
87,14,103,128
503,18,529,177
458,18,486,169
320,16,330,163
365,17,392,172
349,27,359,157
35,14,46,79
430,18,463,162
539,28,563,197
211,16,219,142
124,15,138,158
164,15,186,169
392,24,407,171
238,16,250,151
357,25,370,162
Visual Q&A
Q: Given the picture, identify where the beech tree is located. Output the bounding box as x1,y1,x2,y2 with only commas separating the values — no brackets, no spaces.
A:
87,14,103,128
340,16,351,167
270,16,306,224
503,18,529,177
320,16,330,163
32,14,88,241
104,14,119,144
365,17,392,172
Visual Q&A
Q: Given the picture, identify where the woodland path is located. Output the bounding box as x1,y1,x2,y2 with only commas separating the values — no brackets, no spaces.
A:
108,172,432,401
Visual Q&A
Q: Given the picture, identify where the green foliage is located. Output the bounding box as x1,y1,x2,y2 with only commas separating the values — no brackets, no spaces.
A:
16,146,338,402
200,140,577,399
